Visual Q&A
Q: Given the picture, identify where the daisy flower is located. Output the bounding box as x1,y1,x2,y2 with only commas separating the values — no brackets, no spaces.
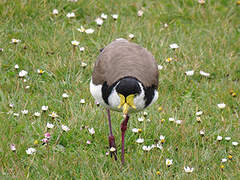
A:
166,159,173,167
21,110,28,115
184,166,194,173
217,103,226,109
217,136,223,141
61,125,70,132
196,111,203,116
79,47,85,51
110,147,116,152
10,144,16,152
169,117,175,122
71,40,79,46
37,69,44,75
160,135,165,143
165,57,173,63
111,14,118,20
88,128,95,135
41,105,48,111
232,142,238,146
26,147,36,155
158,65,163,70
132,128,139,133
136,138,144,144
137,10,144,17
49,111,58,118
200,70,210,77
62,93,69,98
221,158,227,163
101,13,107,19
11,39,21,44
81,62,87,67
77,26,85,32
80,99,85,104
18,70,28,77
85,28,94,34
95,18,103,26
185,70,194,76
169,43,179,49
47,122,54,129
66,12,75,18
225,137,231,141
142,145,152,151
14,64,19,69
138,117,144,122
128,34,134,39
175,120,182,124
52,9,59,15
34,112,40,117
200,130,205,136
86,140,91,144
9,103,14,108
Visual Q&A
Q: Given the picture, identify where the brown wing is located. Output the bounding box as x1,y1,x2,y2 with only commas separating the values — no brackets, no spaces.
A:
92,39,159,88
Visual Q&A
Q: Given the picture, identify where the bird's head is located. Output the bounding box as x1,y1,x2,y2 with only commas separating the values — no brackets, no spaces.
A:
115,77,142,115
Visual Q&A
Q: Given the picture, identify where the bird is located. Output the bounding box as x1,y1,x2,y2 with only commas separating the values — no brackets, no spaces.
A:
90,38,159,165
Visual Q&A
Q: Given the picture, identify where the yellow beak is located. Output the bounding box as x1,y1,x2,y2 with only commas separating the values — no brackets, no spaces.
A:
118,94,136,115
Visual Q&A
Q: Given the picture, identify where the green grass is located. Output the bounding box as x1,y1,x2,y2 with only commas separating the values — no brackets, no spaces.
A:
0,0,240,179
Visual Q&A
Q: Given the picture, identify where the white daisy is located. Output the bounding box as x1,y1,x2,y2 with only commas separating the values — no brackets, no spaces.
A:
66,12,75,18
169,43,179,49
26,147,36,155
166,159,173,166
169,117,175,122
88,128,95,135
111,14,118,20
221,158,227,163
101,13,108,19
142,145,152,151
196,111,203,116
34,112,40,117
85,28,94,34
138,117,144,122
128,34,134,39
137,10,144,17
200,70,210,77
80,99,85,104
41,105,48,111
79,47,85,51
52,9,58,15
95,18,103,26
61,125,70,132
47,122,54,129
62,93,69,98
217,103,226,109
21,110,28,115
110,147,116,152
81,62,87,67
18,70,28,77
71,40,79,46
136,138,144,144
77,26,85,32
11,39,21,44
158,65,163,70
14,64,19,69
232,142,238,146
217,136,223,141
225,137,231,141
185,70,194,76
184,166,194,173
10,144,16,151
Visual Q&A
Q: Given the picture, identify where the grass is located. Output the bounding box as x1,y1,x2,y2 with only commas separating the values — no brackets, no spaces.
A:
0,0,240,179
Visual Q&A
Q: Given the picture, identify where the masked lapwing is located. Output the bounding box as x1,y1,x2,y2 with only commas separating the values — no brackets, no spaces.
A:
90,38,159,164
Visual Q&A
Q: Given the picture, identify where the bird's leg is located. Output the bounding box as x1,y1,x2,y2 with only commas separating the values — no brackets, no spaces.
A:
121,114,129,165
107,109,117,160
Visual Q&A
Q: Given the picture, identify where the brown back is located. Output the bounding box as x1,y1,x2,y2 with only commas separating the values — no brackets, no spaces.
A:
92,39,159,88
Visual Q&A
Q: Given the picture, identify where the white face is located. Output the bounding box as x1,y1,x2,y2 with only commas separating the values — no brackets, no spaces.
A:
90,79,158,113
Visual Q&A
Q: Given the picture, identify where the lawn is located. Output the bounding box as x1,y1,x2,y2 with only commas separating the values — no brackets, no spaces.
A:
0,0,240,179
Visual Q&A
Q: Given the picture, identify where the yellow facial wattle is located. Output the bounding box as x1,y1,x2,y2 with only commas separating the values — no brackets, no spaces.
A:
118,94,136,115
